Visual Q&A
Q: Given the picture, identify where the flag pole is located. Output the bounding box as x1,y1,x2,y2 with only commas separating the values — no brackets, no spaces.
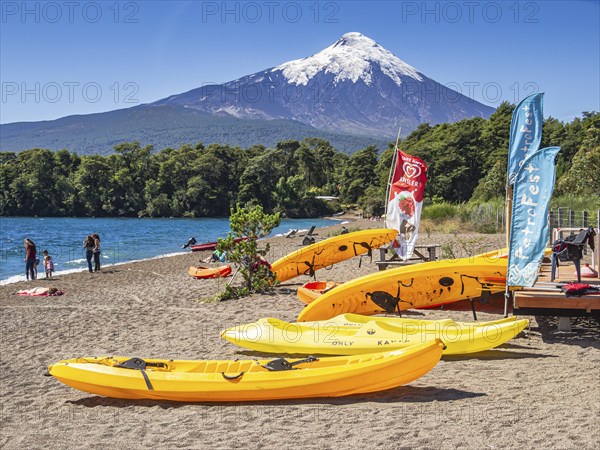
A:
384,127,402,217
504,183,512,317
506,185,513,248
394,126,402,149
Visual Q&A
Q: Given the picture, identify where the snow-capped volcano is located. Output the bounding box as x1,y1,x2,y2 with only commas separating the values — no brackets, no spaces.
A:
2,33,495,153
155,32,493,138
275,32,423,86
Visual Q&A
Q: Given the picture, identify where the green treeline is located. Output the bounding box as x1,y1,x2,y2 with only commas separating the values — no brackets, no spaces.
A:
1,103,598,218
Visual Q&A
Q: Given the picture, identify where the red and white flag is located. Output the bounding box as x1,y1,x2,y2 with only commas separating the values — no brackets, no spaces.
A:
385,149,428,259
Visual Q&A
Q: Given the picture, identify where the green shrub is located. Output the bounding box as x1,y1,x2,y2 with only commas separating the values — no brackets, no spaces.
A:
420,200,506,233
216,204,281,301
421,202,458,221
441,243,457,259
550,194,600,211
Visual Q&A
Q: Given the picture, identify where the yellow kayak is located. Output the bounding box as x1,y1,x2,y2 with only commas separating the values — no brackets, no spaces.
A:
304,313,517,329
474,247,509,259
297,257,508,322
221,315,528,356
474,247,552,260
48,341,444,402
271,228,397,282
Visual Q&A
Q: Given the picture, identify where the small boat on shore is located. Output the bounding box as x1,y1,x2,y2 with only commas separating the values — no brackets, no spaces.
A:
47,340,444,402
190,237,248,252
188,265,232,279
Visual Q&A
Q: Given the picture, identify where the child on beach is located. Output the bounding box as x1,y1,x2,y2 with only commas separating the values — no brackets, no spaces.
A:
42,250,54,279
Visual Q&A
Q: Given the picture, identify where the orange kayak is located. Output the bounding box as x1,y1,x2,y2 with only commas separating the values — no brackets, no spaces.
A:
297,281,341,304
188,265,232,279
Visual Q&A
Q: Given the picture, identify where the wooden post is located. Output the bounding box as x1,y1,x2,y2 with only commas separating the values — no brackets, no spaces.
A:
506,185,513,247
503,288,511,318
558,207,564,228
583,210,588,227
596,210,600,277
569,209,575,227
504,183,513,316
496,206,500,232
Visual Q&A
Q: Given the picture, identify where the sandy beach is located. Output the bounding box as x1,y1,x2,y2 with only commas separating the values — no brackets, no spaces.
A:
1,218,598,449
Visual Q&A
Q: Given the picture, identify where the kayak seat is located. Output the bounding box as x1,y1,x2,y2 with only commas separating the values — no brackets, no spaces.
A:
262,356,319,371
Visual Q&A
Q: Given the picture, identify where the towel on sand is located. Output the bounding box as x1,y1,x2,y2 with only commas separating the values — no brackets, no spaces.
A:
16,287,64,296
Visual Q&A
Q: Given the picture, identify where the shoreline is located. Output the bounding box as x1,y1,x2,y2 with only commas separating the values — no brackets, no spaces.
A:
0,216,346,285
0,218,356,289
0,251,189,286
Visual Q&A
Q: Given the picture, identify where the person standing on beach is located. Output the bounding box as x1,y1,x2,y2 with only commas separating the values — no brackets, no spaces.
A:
92,233,101,272
42,250,54,279
33,256,40,279
83,235,94,273
24,238,37,280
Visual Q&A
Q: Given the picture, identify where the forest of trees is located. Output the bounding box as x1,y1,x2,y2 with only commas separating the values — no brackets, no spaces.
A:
1,103,598,218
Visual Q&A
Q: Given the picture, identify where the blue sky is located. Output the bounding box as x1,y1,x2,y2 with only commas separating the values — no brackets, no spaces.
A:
1,0,598,124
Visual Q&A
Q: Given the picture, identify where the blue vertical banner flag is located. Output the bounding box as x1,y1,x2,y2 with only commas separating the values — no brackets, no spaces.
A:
507,146,561,287
507,93,544,185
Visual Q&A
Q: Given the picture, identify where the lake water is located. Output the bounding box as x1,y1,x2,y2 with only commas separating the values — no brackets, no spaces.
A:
0,217,341,284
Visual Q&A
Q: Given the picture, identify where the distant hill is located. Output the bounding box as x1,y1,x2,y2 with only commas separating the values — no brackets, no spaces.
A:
0,104,389,154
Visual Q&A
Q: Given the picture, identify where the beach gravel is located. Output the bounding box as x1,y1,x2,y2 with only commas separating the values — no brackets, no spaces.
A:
1,218,598,449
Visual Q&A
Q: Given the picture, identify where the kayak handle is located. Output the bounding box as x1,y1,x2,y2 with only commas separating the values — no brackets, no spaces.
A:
221,371,244,380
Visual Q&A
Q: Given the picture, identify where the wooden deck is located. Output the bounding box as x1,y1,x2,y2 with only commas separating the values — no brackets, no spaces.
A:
513,263,600,317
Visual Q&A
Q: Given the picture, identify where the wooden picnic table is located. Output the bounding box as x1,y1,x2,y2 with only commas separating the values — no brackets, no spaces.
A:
376,244,441,270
